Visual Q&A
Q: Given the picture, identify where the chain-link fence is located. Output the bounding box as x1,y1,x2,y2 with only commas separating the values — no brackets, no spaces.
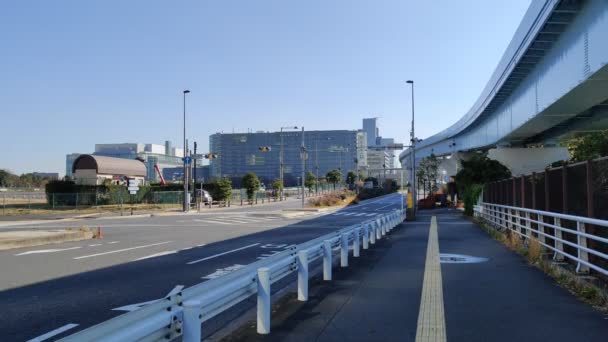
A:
0,185,339,215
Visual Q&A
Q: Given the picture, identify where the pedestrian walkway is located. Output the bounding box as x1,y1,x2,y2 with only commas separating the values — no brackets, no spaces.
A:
243,208,608,342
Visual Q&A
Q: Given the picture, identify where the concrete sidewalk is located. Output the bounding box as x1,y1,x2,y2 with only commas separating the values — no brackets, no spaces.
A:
227,209,608,342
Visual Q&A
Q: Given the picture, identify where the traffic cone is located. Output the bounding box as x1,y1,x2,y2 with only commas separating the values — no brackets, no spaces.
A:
97,225,103,238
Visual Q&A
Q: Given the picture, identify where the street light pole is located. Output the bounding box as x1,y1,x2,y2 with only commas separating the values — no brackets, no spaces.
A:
406,80,416,213
300,127,305,208
315,139,319,194
183,89,190,212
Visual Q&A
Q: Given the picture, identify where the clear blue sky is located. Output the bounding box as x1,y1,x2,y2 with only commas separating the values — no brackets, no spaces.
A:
0,0,531,175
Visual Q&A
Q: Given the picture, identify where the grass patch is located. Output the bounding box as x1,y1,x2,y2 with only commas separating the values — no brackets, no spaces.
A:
473,217,608,312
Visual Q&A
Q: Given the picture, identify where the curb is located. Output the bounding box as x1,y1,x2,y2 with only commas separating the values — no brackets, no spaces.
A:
0,230,95,251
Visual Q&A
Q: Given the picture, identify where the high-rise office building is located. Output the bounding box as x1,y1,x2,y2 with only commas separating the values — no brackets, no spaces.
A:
362,118,379,147
209,130,364,187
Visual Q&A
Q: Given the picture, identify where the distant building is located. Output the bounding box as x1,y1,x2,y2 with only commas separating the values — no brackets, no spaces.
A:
362,118,379,147
72,155,146,185
163,165,210,182
366,149,391,173
209,130,364,187
381,138,396,172
65,153,81,177
362,118,397,173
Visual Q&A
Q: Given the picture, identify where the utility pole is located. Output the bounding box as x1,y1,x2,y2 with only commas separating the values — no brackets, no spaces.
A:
315,139,319,194
407,80,416,214
300,127,305,208
192,141,196,186
182,89,190,212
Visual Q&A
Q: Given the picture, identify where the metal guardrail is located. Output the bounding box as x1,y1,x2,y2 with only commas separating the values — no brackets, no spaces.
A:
474,203,608,276
59,209,406,341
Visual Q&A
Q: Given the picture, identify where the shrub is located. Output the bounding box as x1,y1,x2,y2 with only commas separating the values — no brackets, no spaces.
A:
463,183,483,216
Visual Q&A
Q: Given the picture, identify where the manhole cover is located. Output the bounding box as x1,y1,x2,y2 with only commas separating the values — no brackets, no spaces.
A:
439,253,488,264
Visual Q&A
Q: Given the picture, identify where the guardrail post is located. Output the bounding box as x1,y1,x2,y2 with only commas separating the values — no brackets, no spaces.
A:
323,240,332,281
370,224,376,245
353,228,360,257
257,267,271,334
576,222,590,274
297,250,309,301
182,300,202,342
363,225,369,249
553,218,565,261
525,211,531,238
340,234,349,267
381,218,387,236
537,214,545,244
376,221,382,240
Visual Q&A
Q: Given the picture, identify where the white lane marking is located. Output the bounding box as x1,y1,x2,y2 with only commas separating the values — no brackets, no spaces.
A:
187,243,260,265
203,264,245,279
374,204,393,210
73,241,172,260
107,241,119,244
213,218,254,224
27,323,79,342
88,244,102,247
113,285,184,312
365,213,376,217
198,219,231,225
256,251,282,260
135,250,177,261
343,212,355,216
196,243,206,247
354,213,366,216
261,243,287,249
16,246,82,256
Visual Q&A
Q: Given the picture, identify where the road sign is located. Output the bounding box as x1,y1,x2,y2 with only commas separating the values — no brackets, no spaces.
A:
182,156,192,164
129,191,137,195
128,186,139,191
127,179,139,187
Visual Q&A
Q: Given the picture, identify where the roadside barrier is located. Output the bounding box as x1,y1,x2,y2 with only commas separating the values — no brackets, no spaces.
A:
475,203,608,276
59,208,406,341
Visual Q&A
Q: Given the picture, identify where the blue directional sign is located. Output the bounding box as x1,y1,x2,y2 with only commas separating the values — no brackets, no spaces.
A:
182,156,192,164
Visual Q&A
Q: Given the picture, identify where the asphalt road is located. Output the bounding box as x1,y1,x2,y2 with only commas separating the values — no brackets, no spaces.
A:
1,193,405,341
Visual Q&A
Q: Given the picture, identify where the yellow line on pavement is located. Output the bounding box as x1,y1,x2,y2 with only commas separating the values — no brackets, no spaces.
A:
415,216,447,342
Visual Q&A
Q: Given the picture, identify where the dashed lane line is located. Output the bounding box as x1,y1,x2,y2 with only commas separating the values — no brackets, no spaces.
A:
135,250,177,261
73,241,173,260
15,246,82,256
186,243,260,265
27,323,79,342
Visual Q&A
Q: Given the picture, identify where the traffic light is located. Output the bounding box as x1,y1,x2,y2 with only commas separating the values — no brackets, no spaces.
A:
258,146,271,151
205,154,218,159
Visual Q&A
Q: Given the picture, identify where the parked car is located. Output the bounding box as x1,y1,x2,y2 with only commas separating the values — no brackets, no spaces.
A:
196,189,213,203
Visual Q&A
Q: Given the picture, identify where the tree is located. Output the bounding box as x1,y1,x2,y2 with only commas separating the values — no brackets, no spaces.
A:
242,173,261,201
346,171,357,186
417,154,440,198
564,130,608,162
210,178,232,202
326,169,342,190
454,153,511,216
305,171,316,192
270,179,283,194
454,154,511,189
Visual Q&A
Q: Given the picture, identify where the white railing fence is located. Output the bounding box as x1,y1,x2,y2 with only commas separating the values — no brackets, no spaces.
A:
59,209,407,342
474,203,608,276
